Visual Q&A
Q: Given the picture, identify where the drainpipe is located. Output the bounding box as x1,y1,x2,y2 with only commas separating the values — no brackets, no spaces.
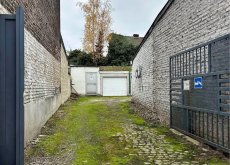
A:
129,71,131,95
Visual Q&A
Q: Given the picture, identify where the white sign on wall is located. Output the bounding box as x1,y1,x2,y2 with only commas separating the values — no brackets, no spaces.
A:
183,80,190,90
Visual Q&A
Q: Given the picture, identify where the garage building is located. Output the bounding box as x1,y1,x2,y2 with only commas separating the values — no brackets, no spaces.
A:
71,66,132,96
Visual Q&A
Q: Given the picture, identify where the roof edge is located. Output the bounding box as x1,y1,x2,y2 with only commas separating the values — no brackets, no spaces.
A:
133,0,175,59
60,34,68,58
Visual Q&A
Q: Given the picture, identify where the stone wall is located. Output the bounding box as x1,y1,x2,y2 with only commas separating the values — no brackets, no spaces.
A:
0,0,61,60
132,0,230,125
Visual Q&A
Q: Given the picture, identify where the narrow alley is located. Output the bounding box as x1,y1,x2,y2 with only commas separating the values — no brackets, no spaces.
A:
25,97,228,165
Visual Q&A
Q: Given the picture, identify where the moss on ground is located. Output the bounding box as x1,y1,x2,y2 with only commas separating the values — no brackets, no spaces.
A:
153,126,229,164
209,157,230,165
25,97,229,165
119,101,146,126
26,97,145,164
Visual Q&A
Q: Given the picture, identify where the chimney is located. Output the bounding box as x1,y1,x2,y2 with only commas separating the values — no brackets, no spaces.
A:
133,34,139,37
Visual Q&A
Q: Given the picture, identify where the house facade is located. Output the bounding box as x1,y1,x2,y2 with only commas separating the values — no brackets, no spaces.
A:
132,0,230,151
0,1,71,144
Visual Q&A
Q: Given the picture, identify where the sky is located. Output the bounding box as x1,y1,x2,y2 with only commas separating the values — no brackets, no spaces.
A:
61,0,168,51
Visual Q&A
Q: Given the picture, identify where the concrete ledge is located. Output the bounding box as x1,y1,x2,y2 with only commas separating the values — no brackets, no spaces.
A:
170,128,200,146
24,94,62,145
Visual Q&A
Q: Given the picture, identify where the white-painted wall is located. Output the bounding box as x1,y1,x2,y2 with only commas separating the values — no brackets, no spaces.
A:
71,67,100,95
71,68,131,96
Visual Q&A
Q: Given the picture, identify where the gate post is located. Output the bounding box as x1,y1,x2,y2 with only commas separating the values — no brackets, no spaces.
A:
0,6,24,165
16,7,24,165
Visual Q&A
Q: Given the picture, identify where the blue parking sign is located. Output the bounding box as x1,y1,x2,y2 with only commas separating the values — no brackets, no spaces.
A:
194,77,203,89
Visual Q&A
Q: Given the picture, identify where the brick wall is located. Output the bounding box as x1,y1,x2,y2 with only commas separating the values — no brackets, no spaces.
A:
61,44,71,104
24,30,63,143
132,34,161,124
0,3,70,143
0,0,60,60
132,0,230,125
24,31,61,104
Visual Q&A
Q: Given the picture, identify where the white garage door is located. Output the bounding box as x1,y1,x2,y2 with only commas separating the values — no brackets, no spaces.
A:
103,77,127,96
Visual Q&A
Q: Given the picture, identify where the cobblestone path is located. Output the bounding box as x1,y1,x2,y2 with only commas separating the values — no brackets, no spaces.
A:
25,97,228,165
116,124,202,165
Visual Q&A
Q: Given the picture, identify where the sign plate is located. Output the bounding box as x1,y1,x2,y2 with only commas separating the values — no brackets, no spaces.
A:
183,80,190,90
194,77,203,89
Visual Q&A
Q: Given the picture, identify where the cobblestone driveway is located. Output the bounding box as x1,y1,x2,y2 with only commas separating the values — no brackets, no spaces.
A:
26,97,228,165
116,124,201,165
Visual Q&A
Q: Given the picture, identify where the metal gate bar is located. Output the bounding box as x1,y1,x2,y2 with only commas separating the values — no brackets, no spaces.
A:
171,105,229,153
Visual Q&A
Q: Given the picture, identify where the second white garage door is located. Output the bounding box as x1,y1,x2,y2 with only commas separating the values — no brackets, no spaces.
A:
103,77,127,96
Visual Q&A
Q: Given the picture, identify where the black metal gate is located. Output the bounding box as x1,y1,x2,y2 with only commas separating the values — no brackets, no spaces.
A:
170,34,230,153
0,7,24,165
